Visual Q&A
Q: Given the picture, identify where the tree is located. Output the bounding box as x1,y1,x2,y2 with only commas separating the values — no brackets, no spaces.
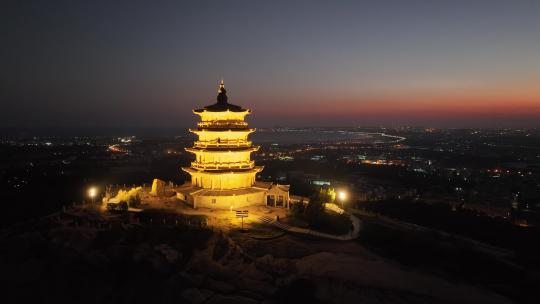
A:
306,188,333,219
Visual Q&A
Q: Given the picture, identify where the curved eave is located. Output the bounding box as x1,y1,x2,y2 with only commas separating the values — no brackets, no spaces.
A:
189,128,255,135
182,166,263,174
193,109,251,115
185,146,259,153
196,127,252,132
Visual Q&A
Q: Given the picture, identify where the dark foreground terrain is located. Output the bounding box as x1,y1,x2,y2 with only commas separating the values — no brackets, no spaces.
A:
2,207,537,304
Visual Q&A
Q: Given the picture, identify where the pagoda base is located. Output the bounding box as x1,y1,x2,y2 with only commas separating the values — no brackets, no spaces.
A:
175,182,290,209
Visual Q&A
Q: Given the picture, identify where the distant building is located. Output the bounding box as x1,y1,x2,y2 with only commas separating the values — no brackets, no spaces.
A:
176,81,290,209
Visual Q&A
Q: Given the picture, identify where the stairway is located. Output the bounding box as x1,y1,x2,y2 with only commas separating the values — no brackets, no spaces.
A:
257,215,292,231
257,215,273,224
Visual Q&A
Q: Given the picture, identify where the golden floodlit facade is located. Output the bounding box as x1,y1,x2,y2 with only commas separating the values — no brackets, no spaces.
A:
176,81,290,209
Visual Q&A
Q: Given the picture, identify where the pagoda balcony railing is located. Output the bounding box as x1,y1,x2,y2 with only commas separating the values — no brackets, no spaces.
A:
197,120,248,129
191,161,255,170
194,140,252,149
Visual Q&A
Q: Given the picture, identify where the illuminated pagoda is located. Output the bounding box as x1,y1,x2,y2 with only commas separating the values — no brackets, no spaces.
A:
176,81,290,209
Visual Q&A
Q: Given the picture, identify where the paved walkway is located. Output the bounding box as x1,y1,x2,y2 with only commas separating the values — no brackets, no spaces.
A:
109,198,362,241
257,205,361,241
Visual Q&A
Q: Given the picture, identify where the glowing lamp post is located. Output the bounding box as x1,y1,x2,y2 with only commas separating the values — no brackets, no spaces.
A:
88,187,97,204
337,190,347,210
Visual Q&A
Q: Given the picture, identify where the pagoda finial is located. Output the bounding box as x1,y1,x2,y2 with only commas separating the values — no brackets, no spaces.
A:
217,79,228,104
219,79,225,92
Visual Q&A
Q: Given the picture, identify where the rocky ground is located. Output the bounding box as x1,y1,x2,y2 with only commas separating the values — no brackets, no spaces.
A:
0,208,521,304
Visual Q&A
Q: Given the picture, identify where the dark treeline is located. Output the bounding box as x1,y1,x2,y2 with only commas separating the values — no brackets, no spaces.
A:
358,199,540,267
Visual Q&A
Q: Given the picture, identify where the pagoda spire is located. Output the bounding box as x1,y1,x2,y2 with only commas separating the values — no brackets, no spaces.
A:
218,79,225,92
217,79,227,104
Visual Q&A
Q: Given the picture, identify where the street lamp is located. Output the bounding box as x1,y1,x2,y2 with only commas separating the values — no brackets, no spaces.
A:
337,190,347,210
88,187,97,204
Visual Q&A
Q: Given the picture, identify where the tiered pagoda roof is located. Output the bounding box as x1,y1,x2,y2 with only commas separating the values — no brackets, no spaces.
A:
194,80,249,113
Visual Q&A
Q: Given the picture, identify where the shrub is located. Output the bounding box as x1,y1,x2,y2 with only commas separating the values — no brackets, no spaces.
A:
289,200,306,217
289,188,352,235
128,194,141,208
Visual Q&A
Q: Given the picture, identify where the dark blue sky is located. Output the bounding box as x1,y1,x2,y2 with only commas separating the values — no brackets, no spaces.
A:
2,0,540,129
